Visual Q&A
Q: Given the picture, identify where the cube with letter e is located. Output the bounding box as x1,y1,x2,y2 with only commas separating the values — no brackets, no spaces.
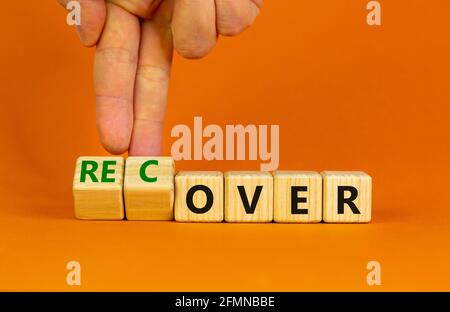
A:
73,156,124,220
273,171,322,223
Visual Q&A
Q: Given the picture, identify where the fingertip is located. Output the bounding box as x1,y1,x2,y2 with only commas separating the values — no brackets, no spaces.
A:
97,120,132,155
97,128,132,155
63,0,106,47
78,15,106,47
101,140,129,155
216,0,260,37
173,38,216,59
171,0,217,59
96,96,134,155
76,26,99,47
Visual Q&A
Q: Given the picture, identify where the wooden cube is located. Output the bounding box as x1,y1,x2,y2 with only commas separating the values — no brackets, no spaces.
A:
273,171,322,223
174,171,224,222
224,171,273,222
73,156,124,220
322,171,372,223
124,157,175,220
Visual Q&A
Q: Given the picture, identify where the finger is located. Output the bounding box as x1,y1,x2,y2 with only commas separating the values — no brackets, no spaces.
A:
129,0,174,156
215,0,262,36
58,0,106,46
94,2,140,154
172,0,217,59
108,0,162,18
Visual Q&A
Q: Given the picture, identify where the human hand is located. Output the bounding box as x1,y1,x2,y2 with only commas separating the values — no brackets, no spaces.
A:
59,0,263,155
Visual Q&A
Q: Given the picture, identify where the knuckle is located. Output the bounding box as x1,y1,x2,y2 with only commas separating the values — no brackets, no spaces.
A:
95,46,138,66
112,0,161,18
132,0,155,18
136,64,170,84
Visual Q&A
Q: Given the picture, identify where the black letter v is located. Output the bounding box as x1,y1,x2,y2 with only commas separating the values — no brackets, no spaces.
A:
237,185,263,214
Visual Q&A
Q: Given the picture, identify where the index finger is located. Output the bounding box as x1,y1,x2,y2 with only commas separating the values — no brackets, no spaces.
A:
94,2,140,154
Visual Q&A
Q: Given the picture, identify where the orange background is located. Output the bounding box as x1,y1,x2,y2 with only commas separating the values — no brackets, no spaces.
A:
1,0,449,291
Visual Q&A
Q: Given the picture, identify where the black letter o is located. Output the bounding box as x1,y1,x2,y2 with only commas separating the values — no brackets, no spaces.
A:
186,185,214,214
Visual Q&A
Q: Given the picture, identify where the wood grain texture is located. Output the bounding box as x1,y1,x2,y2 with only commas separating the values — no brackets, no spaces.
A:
174,171,224,222
224,171,273,223
124,157,175,221
273,171,322,223
322,171,372,223
73,156,124,220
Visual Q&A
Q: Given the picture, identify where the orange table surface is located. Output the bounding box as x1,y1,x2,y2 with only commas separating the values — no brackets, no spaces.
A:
1,179,449,291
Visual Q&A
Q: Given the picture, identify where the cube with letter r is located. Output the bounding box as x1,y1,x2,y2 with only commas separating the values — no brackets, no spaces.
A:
322,171,372,223
73,156,124,220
